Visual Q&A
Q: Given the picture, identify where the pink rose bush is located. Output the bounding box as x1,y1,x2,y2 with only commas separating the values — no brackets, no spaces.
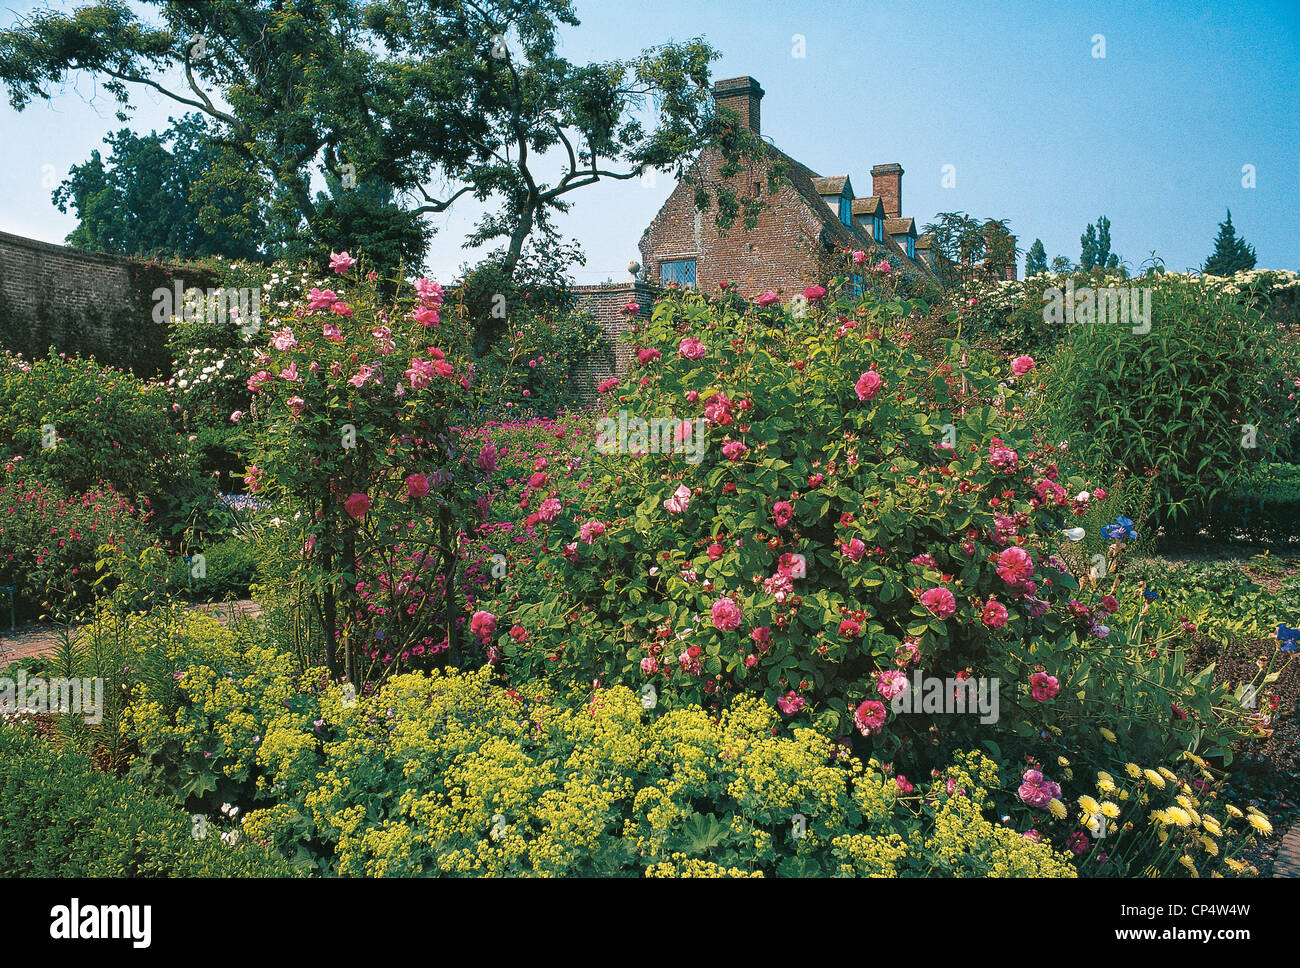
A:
241,254,481,678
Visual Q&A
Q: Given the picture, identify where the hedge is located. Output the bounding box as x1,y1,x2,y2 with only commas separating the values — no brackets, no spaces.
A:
0,726,296,877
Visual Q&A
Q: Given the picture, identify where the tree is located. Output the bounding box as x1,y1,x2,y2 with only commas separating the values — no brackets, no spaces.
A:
1,0,766,276
1050,255,1075,273
53,112,265,260
1080,215,1119,271
1203,209,1257,276
921,212,1017,288
1025,238,1048,277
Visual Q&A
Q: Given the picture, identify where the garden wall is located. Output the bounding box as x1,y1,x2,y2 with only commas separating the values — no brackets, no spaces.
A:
567,280,657,401
0,230,216,376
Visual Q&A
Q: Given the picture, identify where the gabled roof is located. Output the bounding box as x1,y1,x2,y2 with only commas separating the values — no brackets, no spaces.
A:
885,217,917,238
915,232,934,250
851,196,885,217
770,146,932,276
811,175,851,197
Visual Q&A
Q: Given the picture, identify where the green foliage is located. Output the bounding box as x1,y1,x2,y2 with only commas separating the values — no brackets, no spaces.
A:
1203,209,1257,277
1080,215,1119,272
1025,238,1048,277
168,536,260,602
921,211,1018,290
54,112,266,261
0,724,294,877
1036,275,1276,528
0,350,212,536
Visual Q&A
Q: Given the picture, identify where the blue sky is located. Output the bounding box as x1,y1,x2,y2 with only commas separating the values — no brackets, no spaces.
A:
1,0,1296,281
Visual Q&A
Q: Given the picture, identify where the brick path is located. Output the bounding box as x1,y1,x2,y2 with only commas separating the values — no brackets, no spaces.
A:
1274,826,1300,878
0,599,262,664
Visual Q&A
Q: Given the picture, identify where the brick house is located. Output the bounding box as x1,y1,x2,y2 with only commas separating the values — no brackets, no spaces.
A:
639,76,937,301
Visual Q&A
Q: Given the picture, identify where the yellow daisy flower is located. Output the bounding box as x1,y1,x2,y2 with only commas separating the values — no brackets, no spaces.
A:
1143,769,1166,789
1226,805,1244,819
1247,814,1273,837
1079,795,1102,815
1158,766,1177,782
1166,806,1193,827
1125,762,1142,778
1203,817,1223,837
1100,727,1118,743
1100,801,1120,819
1047,798,1067,820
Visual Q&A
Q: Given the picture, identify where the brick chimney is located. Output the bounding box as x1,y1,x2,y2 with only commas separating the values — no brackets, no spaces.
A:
871,163,904,219
712,76,764,136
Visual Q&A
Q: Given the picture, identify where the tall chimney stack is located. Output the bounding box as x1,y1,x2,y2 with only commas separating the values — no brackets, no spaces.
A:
712,76,764,137
871,163,904,219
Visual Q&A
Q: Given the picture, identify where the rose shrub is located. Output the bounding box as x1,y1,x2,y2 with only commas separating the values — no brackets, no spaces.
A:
240,258,484,680
488,286,1259,780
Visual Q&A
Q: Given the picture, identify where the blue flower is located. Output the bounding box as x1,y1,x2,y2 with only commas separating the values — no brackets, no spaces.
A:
1278,625,1300,652
1101,515,1137,541
1143,589,1159,601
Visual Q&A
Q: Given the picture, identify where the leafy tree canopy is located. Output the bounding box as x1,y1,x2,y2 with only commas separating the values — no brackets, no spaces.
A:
1,0,766,276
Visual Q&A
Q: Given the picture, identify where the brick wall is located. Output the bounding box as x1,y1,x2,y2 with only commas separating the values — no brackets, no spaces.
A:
567,281,658,402
639,149,831,301
0,230,216,375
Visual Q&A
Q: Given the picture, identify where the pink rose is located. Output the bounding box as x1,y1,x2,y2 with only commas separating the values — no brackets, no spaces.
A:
470,610,497,641
406,473,430,498
537,497,561,523
1030,672,1060,703
981,599,1009,629
852,249,867,264
711,597,743,631
756,291,779,307
920,586,957,619
772,500,794,528
330,250,356,274
579,520,606,544
841,537,866,562
322,323,344,342
854,699,887,736
270,327,297,351
663,484,692,514
838,619,861,639
344,492,371,520
777,691,806,714
678,337,707,360
875,260,893,275
348,365,374,388
306,288,337,311
855,370,883,401
597,378,619,394
876,670,908,701
722,440,748,461
477,442,499,472
1011,355,1036,377
996,546,1035,586
803,285,827,303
